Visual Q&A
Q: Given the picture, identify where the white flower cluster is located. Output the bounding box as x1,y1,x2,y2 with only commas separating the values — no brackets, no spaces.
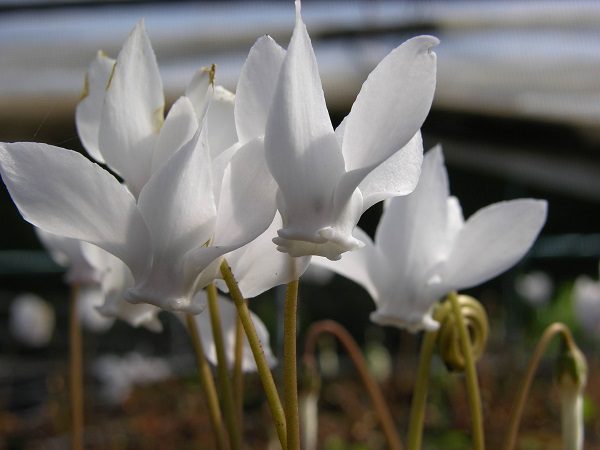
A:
0,1,546,337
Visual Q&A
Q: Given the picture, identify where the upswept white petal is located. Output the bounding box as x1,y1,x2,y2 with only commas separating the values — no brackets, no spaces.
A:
375,146,449,276
367,148,452,331
0,143,152,280
151,96,198,173
35,228,102,284
190,292,277,371
185,66,213,119
75,51,115,163
441,199,547,290
446,196,464,243
265,3,345,248
206,86,237,159
235,35,286,143
210,141,241,205
358,132,423,211
341,35,438,172
334,116,347,148
221,214,311,298
98,21,164,197
130,127,216,310
312,227,380,300
212,137,277,248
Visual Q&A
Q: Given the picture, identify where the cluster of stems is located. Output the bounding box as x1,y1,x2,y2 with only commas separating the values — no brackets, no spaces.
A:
67,275,587,450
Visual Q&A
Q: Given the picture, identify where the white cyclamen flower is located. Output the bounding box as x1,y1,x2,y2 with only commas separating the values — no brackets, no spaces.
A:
263,1,437,260
314,147,547,332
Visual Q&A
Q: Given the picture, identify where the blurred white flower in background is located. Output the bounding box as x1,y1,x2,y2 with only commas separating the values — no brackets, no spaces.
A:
573,265,600,337
515,270,554,307
183,292,277,371
10,293,55,347
94,352,172,404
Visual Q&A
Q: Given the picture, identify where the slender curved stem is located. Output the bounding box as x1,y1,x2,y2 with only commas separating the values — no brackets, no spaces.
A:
303,320,404,450
206,283,242,450
69,285,84,450
284,279,300,450
448,291,485,450
220,259,287,449
185,314,229,450
502,322,577,450
233,315,245,432
406,330,438,450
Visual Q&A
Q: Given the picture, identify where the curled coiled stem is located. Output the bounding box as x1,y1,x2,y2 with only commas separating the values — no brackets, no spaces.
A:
439,292,487,450
434,294,489,372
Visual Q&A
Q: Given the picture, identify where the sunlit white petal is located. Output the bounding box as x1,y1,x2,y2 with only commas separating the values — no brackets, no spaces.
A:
235,35,286,143
441,199,547,290
0,143,152,280
341,36,438,172
75,51,115,163
151,96,198,173
98,21,164,196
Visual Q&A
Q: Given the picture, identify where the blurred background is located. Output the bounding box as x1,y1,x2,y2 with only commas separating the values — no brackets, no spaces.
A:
1,1,600,448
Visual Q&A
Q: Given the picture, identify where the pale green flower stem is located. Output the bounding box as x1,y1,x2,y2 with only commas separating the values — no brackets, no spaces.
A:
220,259,288,449
406,329,438,450
303,320,404,450
233,316,245,432
69,285,84,450
206,283,242,450
284,279,300,450
185,313,229,450
448,291,486,450
502,322,581,450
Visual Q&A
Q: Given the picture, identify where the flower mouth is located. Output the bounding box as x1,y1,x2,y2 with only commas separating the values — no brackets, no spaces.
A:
125,287,202,314
273,226,364,260
370,310,439,333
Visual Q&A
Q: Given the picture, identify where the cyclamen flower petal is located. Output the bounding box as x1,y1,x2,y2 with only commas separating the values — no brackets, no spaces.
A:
314,147,547,332
264,1,437,260
98,21,164,197
235,35,286,144
340,36,438,173
0,143,152,281
75,51,115,164
151,96,198,173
